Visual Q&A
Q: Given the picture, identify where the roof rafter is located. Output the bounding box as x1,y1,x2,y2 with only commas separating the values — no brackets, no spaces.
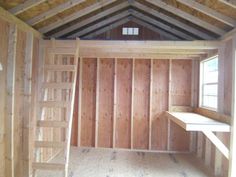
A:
39,0,116,33
83,17,130,39
27,0,86,26
176,0,236,27
9,0,46,15
131,17,181,40
67,10,130,38
132,1,214,40
130,9,196,40
146,0,227,36
218,0,236,9
51,1,129,38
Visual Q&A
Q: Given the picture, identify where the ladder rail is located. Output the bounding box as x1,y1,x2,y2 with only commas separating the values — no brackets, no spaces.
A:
64,39,80,177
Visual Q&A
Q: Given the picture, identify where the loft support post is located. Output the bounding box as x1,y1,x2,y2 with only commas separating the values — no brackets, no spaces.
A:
229,34,236,177
6,24,17,177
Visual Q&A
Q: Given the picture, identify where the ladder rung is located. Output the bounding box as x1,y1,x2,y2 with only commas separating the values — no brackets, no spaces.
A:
35,141,65,148
37,120,68,128
42,83,73,89
32,162,65,170
44,65,76,71
40,101,70,107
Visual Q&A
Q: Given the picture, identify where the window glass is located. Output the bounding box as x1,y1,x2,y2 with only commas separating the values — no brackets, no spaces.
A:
201,56,218,110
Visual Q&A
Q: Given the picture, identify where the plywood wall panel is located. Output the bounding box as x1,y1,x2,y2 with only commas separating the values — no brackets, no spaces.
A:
169,60,192,151
14,29,26,177
133,59,150,150
171,60,192,106
115,59,132,149
80,58,96,147
98,59,114,148
0,18,9,177
151,60,169,150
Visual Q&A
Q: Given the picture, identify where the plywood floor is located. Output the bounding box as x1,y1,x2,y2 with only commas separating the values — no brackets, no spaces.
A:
37,147,215,177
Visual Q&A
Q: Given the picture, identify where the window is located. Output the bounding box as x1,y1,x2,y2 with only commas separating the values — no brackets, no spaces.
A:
200,56,218,110
122,27,139,35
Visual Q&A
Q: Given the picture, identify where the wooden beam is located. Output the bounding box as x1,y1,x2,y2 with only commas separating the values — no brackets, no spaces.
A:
51,1,129,38
6,24,17,177
176,0,236,27
146,0,226,36
77,57,83,147
113,58,117,148
197,132,204,158
167,59,172,151
218,0,236,9
204,137,212,165
67,11,130,38
9,0,46,15
216,43,226,175
95,58,100,148
131,18,181,40
39,0,116,33
79,40,220,50
27,0,86,26
131,58,135,149
79,51,202,60
203,130,229,159
132,1,214,40
148,59,153,150
229,34,236,177
221,28,236,41
214,132,223,176
0,6,42,38
131,10,195,40
83,18,130,39
23,32,34,177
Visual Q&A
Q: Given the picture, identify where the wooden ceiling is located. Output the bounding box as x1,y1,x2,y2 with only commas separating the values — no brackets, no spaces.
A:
0,0,235,40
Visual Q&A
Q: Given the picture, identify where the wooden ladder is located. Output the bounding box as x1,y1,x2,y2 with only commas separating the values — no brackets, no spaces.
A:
32,39,79,177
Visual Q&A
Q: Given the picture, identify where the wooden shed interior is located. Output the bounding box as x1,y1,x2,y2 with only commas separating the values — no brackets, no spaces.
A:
0,0,236,177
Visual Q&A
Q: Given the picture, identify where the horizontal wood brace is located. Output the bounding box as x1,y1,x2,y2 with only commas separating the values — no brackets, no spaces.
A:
39,101,70,107
32,162,65,170
37,120,68,128
35,141,65,148
44,65,76,71
42,82,73,89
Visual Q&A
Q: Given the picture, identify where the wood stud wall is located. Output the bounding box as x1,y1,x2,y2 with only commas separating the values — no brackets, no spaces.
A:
72,58,194,152
0,15,40,177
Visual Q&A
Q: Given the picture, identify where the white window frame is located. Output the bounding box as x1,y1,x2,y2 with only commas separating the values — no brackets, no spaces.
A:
122,27,139,36
199,55,219,111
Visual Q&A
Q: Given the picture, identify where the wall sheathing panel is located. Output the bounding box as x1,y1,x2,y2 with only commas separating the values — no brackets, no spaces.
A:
0,15,40,177
133,59,150,150
115,59,132,149
14,29,26,177
0,18,9,177
80,58,96,147
98,59,114,148
151,60,169,150
73,58,195,152
169,60,192,151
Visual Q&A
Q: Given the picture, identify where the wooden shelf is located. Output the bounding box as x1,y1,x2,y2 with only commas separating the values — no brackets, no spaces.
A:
166,112,230,132
166,111,230,159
